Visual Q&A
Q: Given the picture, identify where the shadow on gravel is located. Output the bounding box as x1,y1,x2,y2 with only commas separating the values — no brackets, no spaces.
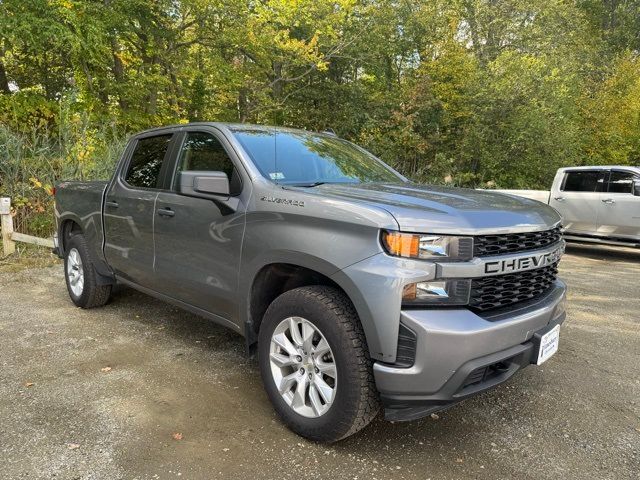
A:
109,284,249,356
565,242,640,262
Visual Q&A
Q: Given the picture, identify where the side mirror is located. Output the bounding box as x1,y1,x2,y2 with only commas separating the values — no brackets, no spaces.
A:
634,180,640,197
179,171,230,197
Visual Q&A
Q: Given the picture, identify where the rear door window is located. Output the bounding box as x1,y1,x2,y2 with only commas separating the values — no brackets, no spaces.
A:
125,134,173,189
561,171,606,192
606,170,636,194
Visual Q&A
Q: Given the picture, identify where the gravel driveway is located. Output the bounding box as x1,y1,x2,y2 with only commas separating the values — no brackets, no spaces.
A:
0,243,638,479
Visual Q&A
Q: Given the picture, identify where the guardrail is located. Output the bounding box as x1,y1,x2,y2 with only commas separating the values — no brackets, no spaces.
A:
0,197,55,257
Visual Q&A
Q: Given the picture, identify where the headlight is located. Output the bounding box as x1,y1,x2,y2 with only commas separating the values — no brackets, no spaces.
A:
381,231,473,261
402,279,471,305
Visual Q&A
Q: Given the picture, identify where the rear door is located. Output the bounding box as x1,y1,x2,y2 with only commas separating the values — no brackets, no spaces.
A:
103,132,176,285
153,128,248,324
549,169,606,234
596,169,640,240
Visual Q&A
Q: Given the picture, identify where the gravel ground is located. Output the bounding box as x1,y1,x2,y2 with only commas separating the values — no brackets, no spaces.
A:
0,243,639,480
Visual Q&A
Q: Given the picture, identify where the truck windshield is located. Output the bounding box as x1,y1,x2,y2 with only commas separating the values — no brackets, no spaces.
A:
230,127,404,186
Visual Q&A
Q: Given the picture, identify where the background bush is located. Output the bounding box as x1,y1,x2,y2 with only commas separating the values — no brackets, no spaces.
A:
0,100,125,236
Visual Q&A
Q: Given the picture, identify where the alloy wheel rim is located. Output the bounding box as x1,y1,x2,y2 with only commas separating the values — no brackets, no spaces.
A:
269,316,337,418
66,248,84,297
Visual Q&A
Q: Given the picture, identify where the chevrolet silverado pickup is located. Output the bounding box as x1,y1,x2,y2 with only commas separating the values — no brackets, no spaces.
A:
496,166,640,248
54,123,567,442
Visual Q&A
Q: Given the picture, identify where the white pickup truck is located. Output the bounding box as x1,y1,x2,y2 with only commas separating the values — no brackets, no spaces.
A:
497,166,640,248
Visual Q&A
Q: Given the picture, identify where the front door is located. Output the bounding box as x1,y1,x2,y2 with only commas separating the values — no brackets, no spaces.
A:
103,133,175,285
596,170,640,240
550,169,606,235
153,129,247,325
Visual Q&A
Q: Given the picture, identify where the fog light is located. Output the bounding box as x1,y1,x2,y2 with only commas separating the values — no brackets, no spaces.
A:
402,279,471,305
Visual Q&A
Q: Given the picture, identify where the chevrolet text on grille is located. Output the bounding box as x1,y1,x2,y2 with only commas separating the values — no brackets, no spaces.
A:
484,246,564,274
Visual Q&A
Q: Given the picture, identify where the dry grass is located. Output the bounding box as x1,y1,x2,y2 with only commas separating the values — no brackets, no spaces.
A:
0,240,61,272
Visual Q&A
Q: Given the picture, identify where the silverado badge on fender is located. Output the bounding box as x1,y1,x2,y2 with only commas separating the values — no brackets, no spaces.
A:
260,195,305,207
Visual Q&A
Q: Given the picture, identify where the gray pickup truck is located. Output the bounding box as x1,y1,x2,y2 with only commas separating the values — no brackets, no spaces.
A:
54,123,567,442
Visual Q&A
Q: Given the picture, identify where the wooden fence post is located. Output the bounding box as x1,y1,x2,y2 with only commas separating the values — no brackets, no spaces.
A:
1,197,16,256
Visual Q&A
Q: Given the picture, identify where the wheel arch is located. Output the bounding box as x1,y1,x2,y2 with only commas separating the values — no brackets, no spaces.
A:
57,213,114,284
241,253,371,353
58,216,84,255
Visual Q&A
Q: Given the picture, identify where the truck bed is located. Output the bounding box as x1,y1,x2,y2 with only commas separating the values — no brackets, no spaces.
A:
54,181,108,265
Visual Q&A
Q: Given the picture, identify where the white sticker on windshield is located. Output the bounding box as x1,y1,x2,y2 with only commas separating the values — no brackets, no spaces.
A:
269,172,285,180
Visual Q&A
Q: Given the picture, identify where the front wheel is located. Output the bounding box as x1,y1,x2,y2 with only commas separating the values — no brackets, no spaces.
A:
258,286,380,442
64,234,112,308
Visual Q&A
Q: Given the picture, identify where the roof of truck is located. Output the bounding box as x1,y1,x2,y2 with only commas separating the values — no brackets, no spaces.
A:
134,122,319,136
558,165,640,171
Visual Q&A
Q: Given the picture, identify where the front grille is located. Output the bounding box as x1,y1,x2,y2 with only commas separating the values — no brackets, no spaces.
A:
473,226,562,257
469,263,558,312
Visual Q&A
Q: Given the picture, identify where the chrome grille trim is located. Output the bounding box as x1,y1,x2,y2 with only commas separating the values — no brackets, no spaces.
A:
473,227,563,257
468,263,559,312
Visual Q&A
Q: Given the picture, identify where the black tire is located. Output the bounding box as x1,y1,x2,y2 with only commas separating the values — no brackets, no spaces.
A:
64,234,112,308
258,285,380,442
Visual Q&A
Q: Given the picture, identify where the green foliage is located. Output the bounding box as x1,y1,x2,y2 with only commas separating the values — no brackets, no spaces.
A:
1,0,639,236
0,102,125,236
583,53,640,167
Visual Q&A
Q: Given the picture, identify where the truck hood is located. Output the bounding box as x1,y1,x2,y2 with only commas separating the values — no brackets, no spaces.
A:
304,182,561,235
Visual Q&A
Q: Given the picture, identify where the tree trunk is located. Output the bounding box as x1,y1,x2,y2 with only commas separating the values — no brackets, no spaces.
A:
463,0,485,66
147,88,158,115
0,60,10,93
80,58,94,95
238,87,249,122
272,61,283,101
111,39,128,109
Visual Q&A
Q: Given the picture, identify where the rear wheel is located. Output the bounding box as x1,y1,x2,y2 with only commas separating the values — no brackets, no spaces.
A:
258,286,379,442
64,234,112,308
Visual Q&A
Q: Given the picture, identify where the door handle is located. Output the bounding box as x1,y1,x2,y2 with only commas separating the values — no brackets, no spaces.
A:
157,208,175,217
601,198,616,204
553,197,565,202
105,200,119,208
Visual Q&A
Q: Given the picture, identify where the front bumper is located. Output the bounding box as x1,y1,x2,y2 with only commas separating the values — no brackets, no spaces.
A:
374,280,566,421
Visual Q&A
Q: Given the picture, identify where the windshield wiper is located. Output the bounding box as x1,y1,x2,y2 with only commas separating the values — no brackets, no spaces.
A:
289,181,328,187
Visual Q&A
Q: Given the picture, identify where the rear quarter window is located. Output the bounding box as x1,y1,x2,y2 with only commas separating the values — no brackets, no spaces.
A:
606,170,636,194
125,135,172,189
